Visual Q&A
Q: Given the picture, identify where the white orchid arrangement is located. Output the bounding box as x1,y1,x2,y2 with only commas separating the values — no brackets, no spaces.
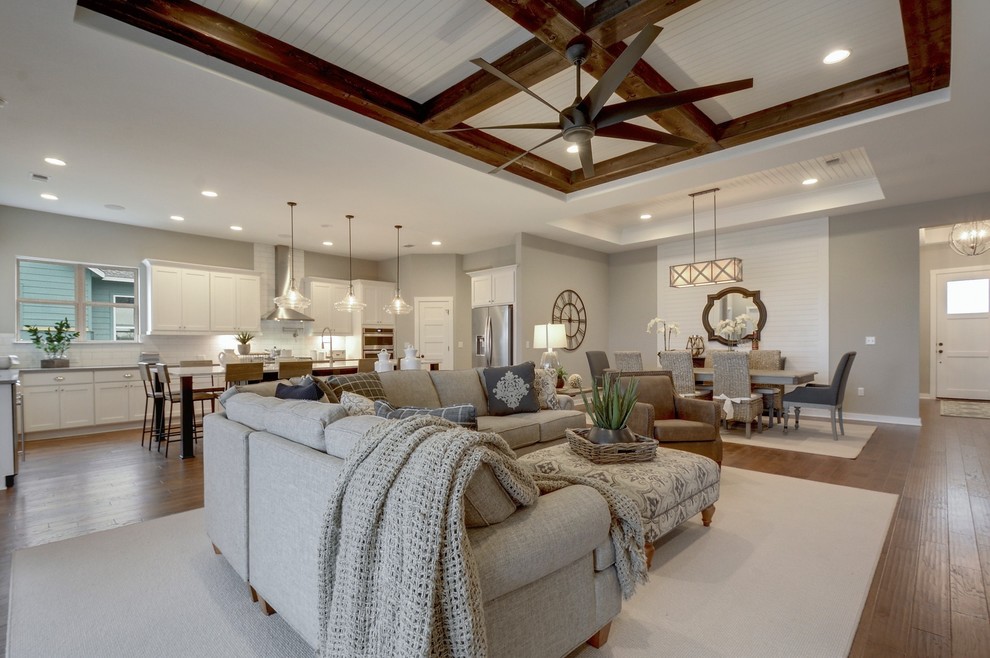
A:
716,314,753,345
647,317,681,351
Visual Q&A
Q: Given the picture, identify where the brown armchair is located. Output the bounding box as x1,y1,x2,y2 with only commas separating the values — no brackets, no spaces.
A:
621,371,722,465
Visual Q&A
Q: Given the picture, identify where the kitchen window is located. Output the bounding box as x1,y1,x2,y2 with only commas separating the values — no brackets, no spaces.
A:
16,257,139,342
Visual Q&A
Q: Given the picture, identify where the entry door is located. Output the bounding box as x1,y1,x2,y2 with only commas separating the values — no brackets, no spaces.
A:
935,270,990,399
416,298,453,370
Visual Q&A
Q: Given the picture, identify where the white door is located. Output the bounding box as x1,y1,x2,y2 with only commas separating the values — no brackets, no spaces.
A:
416,298,453,370
935,269,990,399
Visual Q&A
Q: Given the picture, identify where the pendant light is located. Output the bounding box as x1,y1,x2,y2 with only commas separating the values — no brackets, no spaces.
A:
334,214,366,312
385,224,412,315
669,187,743,287
949,220,990,256
269,201,313,318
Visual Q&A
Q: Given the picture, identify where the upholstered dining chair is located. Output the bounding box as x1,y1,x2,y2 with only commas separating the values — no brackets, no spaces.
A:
586,351,610,388
658,350,710,399
783,351,857,441
613,351,644,372
712,351,764,438
748,350,783,427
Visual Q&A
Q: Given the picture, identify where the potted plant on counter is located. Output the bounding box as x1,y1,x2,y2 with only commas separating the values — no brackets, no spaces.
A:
581,374,640,444
235,331,255,355
25,318,79,368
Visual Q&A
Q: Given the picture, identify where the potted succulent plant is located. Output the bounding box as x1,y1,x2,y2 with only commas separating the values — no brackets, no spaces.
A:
555,364,567,389
25,318,79,368
581,375,640,444
235,331,255,355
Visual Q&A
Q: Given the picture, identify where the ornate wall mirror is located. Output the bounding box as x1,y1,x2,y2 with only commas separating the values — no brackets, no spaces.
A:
702,287,767,345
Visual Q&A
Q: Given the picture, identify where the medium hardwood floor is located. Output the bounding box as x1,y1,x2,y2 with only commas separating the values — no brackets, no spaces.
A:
1,400,988,655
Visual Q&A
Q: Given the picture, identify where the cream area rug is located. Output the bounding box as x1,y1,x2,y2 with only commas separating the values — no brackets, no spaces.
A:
579,467,898,658
721,418,877,459
940,399,990,419
8,469,897,658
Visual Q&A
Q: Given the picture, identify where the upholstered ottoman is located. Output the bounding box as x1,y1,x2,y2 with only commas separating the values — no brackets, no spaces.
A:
519,443,720,566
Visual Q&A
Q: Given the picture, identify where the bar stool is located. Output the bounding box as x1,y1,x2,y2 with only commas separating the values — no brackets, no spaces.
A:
179,359,223,414
139,362,163,450
224,362,265,389
277,360,314,379
156,363,217,457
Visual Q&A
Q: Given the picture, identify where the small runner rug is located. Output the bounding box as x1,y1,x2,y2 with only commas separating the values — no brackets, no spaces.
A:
722,418,877,459
940,399,990,419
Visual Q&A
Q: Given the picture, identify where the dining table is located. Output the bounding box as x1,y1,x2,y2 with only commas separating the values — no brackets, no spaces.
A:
692,368,818,386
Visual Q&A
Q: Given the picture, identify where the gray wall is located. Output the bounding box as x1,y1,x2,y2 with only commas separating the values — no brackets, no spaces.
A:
462,244,515,272
303,249,382,281
0,205,254,334
607,246,659,367
517,233,609,383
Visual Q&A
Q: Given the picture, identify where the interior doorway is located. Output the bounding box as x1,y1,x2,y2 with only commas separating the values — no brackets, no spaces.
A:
932,266,990,399
414,297,453,370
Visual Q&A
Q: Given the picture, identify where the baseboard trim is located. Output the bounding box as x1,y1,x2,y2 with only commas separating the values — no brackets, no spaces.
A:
792,408,922,427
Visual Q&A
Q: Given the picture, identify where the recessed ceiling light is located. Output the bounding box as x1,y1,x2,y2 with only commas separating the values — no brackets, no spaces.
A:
802,178,819,186
566,144,579,154
170,215,185,221
640,213,652,220
431,240,442,246
44,157,66,166
201,190,218,198
230,225,242,231
322,241,333,246
823,49,850,65
40,193,58,200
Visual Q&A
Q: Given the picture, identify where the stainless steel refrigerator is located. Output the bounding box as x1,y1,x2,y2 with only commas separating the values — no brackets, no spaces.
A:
472,304,513,368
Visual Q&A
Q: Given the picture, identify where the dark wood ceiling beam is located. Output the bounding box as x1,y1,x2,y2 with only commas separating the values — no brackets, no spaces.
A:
584,0,702,44
569,141,717,189
899,0,951,94
717,67,913,146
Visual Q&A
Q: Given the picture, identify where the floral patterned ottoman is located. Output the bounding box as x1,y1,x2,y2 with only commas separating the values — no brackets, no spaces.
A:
519,443,720,563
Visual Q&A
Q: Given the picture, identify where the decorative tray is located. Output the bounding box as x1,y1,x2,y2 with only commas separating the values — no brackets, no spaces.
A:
565,427,657,464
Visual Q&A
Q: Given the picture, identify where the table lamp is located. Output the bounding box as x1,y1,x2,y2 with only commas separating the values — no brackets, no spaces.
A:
534,323,567,372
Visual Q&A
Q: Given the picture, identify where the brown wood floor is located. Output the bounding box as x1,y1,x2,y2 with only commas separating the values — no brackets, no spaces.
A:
1,399,988,655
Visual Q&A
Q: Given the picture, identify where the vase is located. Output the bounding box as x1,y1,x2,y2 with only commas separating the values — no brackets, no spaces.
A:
40,358,69,368
236,343,251,355
587,426,636,444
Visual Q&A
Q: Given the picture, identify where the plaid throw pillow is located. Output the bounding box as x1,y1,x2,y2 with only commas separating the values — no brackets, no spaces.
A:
374,400,478,429
327,372,387,401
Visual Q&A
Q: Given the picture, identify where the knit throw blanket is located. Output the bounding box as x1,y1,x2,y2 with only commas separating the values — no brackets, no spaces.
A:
316,415,647,658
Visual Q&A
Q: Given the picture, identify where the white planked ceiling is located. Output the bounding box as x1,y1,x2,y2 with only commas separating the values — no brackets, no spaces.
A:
197,0,533,103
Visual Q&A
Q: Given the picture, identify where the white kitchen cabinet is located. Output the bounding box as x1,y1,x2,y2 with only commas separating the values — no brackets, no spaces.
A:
144,260,260,335
210,272,261,333
94,369,146,424
307,278,355,335
21,370,95,432
354,280,395,327
469,266,516,307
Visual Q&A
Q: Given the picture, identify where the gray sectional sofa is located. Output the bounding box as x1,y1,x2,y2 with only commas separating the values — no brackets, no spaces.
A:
204,368,618,656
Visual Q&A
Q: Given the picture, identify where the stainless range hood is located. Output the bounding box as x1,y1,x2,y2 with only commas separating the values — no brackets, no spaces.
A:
262,245,314,322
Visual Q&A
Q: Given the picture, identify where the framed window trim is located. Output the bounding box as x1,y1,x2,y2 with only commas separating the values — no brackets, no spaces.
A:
16,256,141,343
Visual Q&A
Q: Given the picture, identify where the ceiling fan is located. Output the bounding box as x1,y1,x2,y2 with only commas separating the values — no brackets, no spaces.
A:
435,25,753,179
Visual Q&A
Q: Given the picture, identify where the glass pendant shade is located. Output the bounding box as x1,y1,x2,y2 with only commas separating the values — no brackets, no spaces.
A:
335,214,366,312
949,220,990,256
275,201,312,311
384,224,412,315
669,188,743,288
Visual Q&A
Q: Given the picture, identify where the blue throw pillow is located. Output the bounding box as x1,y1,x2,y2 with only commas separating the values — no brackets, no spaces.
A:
275,381,324,401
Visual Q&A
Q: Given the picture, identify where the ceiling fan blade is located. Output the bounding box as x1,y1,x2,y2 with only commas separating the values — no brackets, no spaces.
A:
490,132,564,174
578,141,595,179
596,78,754,129
432,122,561,134
596,123,696,148
471,58,560,115
582,24,663,120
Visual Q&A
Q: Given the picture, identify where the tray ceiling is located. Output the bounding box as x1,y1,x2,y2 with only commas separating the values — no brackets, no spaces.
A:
76,0,949,193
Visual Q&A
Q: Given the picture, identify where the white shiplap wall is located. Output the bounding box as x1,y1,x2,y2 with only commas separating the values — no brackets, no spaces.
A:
656,216,830,381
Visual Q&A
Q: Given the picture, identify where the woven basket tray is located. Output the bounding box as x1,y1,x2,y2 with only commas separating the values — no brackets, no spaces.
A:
566,427,657,464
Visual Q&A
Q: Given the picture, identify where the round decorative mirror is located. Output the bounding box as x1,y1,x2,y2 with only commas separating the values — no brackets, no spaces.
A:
701,287,767,345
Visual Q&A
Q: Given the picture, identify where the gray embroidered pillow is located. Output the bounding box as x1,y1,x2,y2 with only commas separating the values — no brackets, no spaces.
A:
483,363,539,416
532,367,560,410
